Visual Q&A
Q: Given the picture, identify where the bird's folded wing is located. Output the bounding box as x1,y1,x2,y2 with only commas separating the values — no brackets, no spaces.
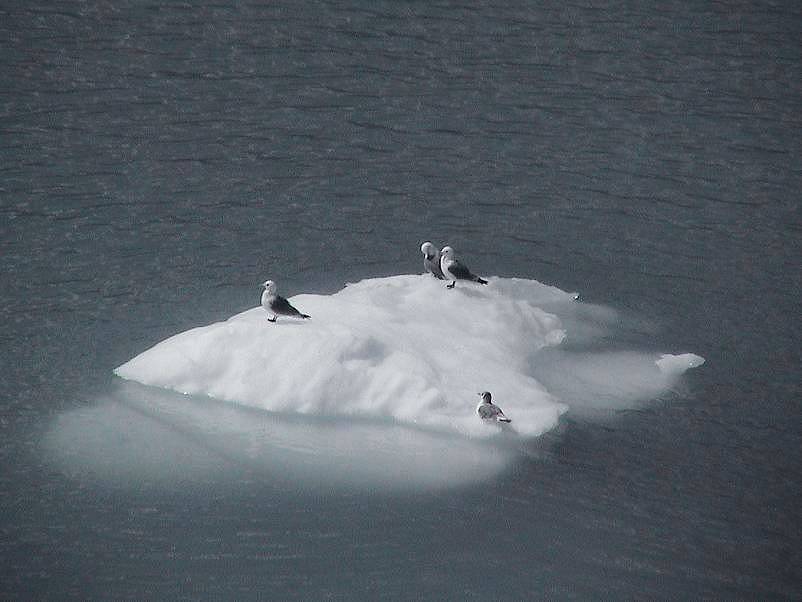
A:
272,296,300,315
448,261,476,279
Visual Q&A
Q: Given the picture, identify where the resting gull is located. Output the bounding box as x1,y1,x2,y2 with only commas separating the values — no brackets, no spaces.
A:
420,241,445,279
476,391,511,423
260,280,311,323
440,246,488,289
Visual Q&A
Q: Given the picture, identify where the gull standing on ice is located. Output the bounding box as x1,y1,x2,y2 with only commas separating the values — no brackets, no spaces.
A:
260,280,310,323
420,241,445,279
476,391,511,423
440,246,488,289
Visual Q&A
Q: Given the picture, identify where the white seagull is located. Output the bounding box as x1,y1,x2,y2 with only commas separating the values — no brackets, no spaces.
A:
260,280,311,323
440,246,488,289
476,391,511,423
420,241,445,279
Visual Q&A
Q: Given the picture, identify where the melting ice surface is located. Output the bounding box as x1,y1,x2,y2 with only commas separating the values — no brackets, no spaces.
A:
116,276,575,438
45,381,512,491
48,275,704,491
115,275,703,436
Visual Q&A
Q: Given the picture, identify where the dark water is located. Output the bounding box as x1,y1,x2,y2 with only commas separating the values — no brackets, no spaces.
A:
2,0,801,598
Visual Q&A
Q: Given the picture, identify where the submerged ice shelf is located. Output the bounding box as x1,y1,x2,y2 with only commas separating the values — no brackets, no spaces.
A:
115,275,704,438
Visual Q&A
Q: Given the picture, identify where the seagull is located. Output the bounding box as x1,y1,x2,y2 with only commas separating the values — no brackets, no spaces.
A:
420,241,445,279
260,280,310,323
440,246,488,289
476,391,511,423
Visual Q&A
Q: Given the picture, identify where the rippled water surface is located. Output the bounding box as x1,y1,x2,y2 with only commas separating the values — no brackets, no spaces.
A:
1,1,801,599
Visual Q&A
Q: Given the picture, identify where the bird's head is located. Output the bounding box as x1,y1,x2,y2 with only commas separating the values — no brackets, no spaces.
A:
420,241,438,259
441,246,455,260
261,280,276,293
478,391,492,403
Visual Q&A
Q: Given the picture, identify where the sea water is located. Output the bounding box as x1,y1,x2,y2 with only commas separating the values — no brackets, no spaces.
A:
1,0,800,599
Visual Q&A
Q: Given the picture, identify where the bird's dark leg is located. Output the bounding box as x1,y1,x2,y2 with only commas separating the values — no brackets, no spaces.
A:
446,281,455,289
268,315,277,323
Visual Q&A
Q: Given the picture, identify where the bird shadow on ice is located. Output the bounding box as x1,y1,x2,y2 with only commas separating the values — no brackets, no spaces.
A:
42,381,519,493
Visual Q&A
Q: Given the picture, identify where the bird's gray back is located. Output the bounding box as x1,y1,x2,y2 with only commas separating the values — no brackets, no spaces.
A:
447,259,476,280
425,255,445,279
270,294,302,316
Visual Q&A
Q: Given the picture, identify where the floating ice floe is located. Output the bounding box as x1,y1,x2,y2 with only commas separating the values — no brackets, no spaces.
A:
114,275,704,438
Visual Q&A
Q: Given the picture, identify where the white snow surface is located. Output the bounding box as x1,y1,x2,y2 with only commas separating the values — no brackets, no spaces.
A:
114,275,703,438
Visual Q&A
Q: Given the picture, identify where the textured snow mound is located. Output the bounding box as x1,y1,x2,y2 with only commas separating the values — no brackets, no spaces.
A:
115,275,704,437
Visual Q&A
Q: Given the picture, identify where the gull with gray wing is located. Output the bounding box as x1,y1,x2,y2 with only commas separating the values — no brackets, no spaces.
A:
260,280,311,323
420,241,445,279
440,246,488,288
476,391,511,423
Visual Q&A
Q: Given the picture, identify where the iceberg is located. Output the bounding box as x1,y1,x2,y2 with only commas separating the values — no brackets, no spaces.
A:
46,274,706,491
115,275,573,438
115,275,705,439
